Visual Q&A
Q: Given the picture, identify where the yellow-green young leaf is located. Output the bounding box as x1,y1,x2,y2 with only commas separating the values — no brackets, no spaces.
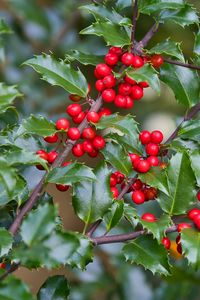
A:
160,64,200,108
23,54,88,97
65,50,103,66
0,82,22,112
123,235,171,276
126,64,160,94
103,200,124,232
123,204,139,228
37,275,70,300
194,28,200,56
46,163,96,185
138,0,184,14
72,161,113,225
178,120,200,141
0,228,13,256
190,150,200,187
181,229,200,270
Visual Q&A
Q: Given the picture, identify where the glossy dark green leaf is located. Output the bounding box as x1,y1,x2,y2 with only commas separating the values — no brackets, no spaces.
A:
0,158,17,195
72,161,113,225
106,133,143,155
148,39,184,62
101,141,132,176
138,0,184,14
123,204,139,228
116,0,132,10
0,227,13,256
126,64,160,94
65,50,103,66
46,163,96,185
23,54,88,97
181,229,200,270
160,64,200,108
0,83,22,112
37,275,70,300
194,28,200,56
170,138,199,152
178,120,200,141
190,150,200,187
103,200,124,232
123,235,171,275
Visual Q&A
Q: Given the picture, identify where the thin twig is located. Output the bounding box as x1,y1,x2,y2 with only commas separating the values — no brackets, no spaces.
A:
141,23,160,48
164,58,200,71
131,0,138,51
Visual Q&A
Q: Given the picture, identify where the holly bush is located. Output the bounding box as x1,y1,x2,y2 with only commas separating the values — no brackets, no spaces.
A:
0,0,200,299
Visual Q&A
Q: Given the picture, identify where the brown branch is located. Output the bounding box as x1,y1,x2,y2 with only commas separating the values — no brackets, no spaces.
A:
131,0,138,50
0,263,19,281
164,58,200,71
141,23,159,48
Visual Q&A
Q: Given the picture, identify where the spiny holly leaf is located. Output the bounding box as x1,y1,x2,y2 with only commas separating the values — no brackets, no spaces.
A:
158,152,196,215
0,19,13,34
160,64,200,108
103,200,124,232
37,275,70,300
20,204,57,246
123,204,139,228
23,54,88,97
190,150,200,187
123,235,171,275
101,141,132,176
148,39,184,62
72,161,113,225
170,138,199,152
178,120,200,141
106,133,143,155
65,50,103,66
138,0,184,14
0,158,17,196
194,28,200,57
181,229,200,270
46,163,96,185
19,114,57,137
67,233,93,270
126,64,160,94
140,214,172,242
0,83,22,112
0,276,36,300
159,4,199,27
80,22,131,47
0,228,13,256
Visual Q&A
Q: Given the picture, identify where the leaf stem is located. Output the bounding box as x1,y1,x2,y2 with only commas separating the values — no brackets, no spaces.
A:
164,58,200,71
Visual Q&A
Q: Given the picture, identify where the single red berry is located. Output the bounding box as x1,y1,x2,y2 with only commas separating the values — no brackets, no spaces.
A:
124,75,137,85
151,130,164,144
141,213,156,222
98,107,112,118
187,208,200,220
151,54,164,68
176,234,181,244
143,187,158,201
56,118,70,130
118,83,132,95
114,94,127,108
114,171,125,184
36,150,48,161
88,148,99,158
62,161,72,167
82,127,96,140
103,74,116,88
162,237,171,250
132,179,143,190
139,130,151,145
102,89,116,102
95,80,105,92
136,160,151,173
95,64,111,78
82,140,94,153
56,184,70,192
139,81,149,88
177,243,182,254
145,143,159,156
110,173,117,187
132,190,145,205
197,191,200,201
132,55,144,68
111,186,119,198
72,144,85,157
93,136,106,150
194,214,200,229
67,127,81,140
121,52,134,66
72,111,86,124
125,96,134,109
47,151,58,164
44,134,59,144
177,223,192,233
0,263,6,269
131,85,144,100
69,94,81,102
143,56,150,64
94,68,102,79
105,53,118,66
87,111,100,123
109,46,122,56
129,153,140,168
147,156,159,166
66,103,82,117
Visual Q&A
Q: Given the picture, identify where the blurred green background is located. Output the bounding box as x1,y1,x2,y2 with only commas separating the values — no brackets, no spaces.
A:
0,0,200,299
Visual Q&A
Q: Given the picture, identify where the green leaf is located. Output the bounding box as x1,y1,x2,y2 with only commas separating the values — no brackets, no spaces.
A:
0,19,13,34
116,0,132,10
46,163,96,185
0,228,13,256
190,150,200,187
160,64,200,108
126,64,160,94
23,54,88,97
158,152,196,215
170,138,199,152
178,120,200,141
123,235,171,275
65,50,103,66
138,0,184,14
0,83,22,112
72,161,113,225
148,39,184,62
194,28,200,57
123,204,139,228
103,200,124,232
37,275,70,300
101,141,132,176
0,158,17,196
80,22,131,47
106,133,143,154
181,229,200,270
140,214,172,242
0,276,35,300
20,204,57,246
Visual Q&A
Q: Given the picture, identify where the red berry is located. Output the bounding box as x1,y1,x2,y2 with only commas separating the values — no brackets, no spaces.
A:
56,118,70,130
151,130,163,144
132,55,144,68
56,184,69,192
197,191,200,201
0,263,6,269
118,83,132,95
95,64,111,78
131,85,143,100
82,127,96,140
132,190,145,204
95,80,105,92
143,187,158,201
44,134,58,144
110,173,117,187
66,104,82,117
139,130,151,145
176,235,181,244
114,94,127,108
109,47,122,56
124,75,136,85
132,179,143,190
177,243,182,254
141,213,156,222
136,160,151,173
102,89,116,102
98,107,112,119
129,153,140,168
105,53,118,66
72,111,86,124
87,111,100,123
145,143,159,156
47,151,58,164
187,208,200,220
88,148,99,158
177,223,192,232
121,52,134,66
151,54,164,68
162,237,171,250
72,144,85,157
147,156,159,166
114,171,125,184
93,136,106,150
194,214,200,229
62,161,72,167
82,140,94,153
67,127,81,140
111,186,119,198
103,75,116,88
139,81,149,88
125,96,134,109
36,150,48,161
94,68,102,79
69,94,81,102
